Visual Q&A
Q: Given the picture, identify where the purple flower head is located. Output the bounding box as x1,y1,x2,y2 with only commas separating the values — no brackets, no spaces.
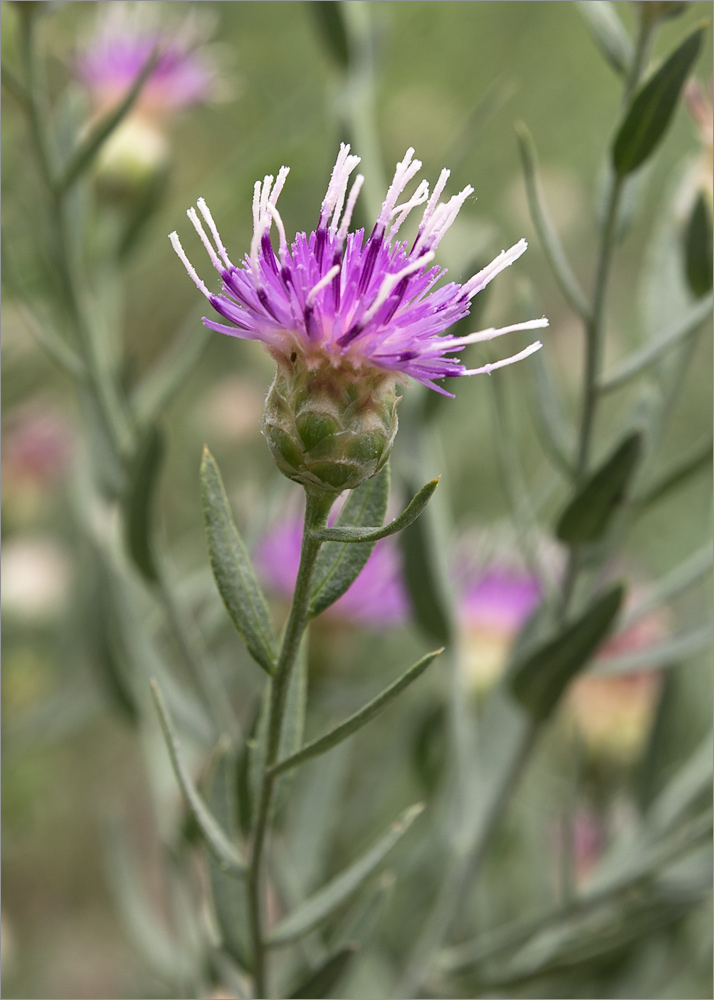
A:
170,145,547,395
255,511,409,627
77,4,215,117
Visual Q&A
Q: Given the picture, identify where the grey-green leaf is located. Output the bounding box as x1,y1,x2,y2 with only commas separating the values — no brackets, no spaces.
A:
528,346,575,476
509,583,625,720
308,0,351,68
132,312,211,424
151,680,245,875
123,423,164,583
201,448,277,675
636,436,712,509
575,1,633,76
289,945,358,999
309,464,390,618
268,803,424,946
311,476,439,544
270,649,443,776
516,122,591,322
612,25,705,176
399,477,454,646
592,623,713,675
204,740,251,968
273,635,308,814
685,190,714,298
556,432,643,545
599,294,712,393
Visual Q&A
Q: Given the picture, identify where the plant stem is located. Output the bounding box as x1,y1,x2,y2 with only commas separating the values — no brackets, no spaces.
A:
561,16,655,621
247,490,333,999
18,11,134,474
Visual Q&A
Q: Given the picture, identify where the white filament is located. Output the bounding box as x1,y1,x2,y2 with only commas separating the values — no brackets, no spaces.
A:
169,231,211,298
463,339,543,375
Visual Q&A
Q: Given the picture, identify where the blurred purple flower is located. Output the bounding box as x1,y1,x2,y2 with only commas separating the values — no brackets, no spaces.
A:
77,4,215,118
2,403,74,487
171,144,546,395
255,512,409,627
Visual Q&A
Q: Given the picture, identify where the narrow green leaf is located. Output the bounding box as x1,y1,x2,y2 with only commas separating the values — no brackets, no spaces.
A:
57,48,160,192
647,734,713,835
593,623,713,675
516,122,591,322
132,311,210,424
201,448,277,675
150,680,245,876
270,649,443,777
289,945,358,999
105,818,189,980
309,465,390,618
308,0,351,68
123,424,164,583
268,803,424,946
509,584,625,720
273,635,309,813
311,476,438,544
528,347,575,476
1,64,31,110
575,1,633,75
204,741,251,969
619,543,712,630
599,294,712,392
247,683,271,833
399,477,454,646
685,191,714,297
613,25,705,176
636,437,712,508
556,432,643,545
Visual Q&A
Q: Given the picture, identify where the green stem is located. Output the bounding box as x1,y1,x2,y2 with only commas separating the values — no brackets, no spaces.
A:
561,16,655,620
247,490,333,999
18,11,134,472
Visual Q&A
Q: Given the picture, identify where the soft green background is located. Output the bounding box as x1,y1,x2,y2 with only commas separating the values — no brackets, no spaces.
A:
2,2,711,998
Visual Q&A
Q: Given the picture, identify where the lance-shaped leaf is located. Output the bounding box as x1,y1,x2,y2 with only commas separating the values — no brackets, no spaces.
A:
151,680,245,875
201,448,277,674
509,583,625,720
270,649,443,777
308,0,351,68
309,465,390,618
289,945,358,999
204,741,251,969
556,432,643,546
516,123,591,322
575,1,633,76
619,543,712,630
400,472,454,647
123,423,164,583
592,623,713,676
636,437,712,509
685,190,714,298
599,294,713,393
310,476,439,544
57,49,159,192
273,635,309,815
528,347,575,477
613,25,705,176
268,803,424,946
132,310,210,424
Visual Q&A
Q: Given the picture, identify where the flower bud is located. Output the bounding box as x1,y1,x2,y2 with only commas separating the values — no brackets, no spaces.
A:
262,357,398,494
94,117,170,202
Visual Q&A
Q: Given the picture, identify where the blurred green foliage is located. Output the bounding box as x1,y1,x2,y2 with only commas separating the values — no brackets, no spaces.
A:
2,2,711,998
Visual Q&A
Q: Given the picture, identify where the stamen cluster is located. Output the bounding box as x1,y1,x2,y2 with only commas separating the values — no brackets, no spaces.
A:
171,145,546,396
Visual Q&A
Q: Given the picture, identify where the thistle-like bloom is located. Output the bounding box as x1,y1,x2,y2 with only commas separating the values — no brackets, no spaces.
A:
172,146,546,491
171,144,546,394
77,3,216,118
